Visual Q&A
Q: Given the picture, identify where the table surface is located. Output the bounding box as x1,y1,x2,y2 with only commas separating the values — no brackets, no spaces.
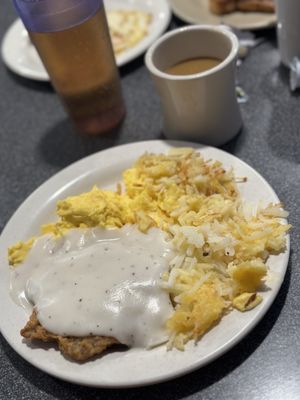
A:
1,2,299,400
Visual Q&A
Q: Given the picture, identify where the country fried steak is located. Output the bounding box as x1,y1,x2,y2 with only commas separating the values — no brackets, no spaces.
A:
21,311,119,361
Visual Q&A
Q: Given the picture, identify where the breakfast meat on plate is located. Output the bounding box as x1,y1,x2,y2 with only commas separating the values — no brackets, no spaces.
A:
9,148,290,360
21,311,118,361
12,224,174,360
209,0,275,15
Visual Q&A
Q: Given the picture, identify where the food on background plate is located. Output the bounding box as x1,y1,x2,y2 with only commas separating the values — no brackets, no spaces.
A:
209,0,275,15
210,0,236,14
107,10,152,55
9,148,290,359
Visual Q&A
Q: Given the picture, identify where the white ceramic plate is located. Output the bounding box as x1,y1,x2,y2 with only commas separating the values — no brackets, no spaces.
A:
1,0,171,81
170,0,276,30
0,140,289,388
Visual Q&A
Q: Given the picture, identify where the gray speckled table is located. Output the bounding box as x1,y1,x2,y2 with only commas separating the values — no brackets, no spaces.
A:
1,1,300,399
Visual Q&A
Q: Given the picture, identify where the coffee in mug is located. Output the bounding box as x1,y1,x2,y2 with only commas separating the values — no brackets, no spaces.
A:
145,25,242,146
165,57,221,76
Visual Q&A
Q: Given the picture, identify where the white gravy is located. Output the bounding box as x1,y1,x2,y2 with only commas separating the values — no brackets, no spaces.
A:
10,225,174,348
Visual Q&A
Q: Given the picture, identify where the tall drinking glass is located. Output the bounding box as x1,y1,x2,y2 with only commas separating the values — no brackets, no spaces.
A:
13,0,125,135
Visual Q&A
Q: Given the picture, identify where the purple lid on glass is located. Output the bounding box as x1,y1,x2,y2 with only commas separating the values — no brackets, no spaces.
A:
13,0,102,33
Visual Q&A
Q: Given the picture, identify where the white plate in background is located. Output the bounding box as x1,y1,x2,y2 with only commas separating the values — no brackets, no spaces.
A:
1,0,171,81
0,140,289,388
170,0,276,30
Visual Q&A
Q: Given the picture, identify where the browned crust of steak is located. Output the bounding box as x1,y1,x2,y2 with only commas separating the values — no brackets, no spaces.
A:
21,311,119,361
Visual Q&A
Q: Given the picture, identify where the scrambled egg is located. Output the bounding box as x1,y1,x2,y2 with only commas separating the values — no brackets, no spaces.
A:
8,148,290,350
8,238,35,266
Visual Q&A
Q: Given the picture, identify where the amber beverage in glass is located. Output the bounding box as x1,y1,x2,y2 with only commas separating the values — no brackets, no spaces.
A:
13,0,125,135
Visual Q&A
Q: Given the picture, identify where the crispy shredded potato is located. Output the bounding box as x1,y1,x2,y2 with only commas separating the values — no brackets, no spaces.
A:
8,148,290,350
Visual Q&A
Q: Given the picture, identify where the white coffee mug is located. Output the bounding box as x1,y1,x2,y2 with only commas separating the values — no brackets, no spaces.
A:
145,25,242,146
275,0,300,67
